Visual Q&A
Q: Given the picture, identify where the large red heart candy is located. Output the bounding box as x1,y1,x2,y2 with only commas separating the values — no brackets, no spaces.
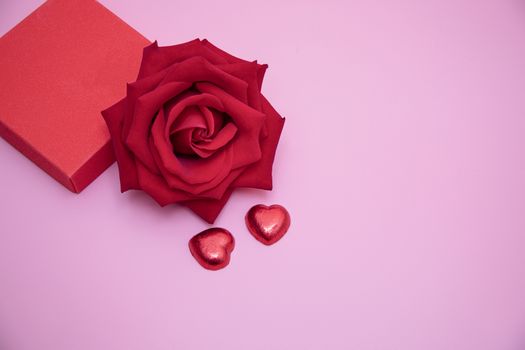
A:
245,204,291,245
188,228,235,271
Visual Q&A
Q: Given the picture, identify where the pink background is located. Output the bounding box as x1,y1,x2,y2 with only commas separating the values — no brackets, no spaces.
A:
1,0,525,349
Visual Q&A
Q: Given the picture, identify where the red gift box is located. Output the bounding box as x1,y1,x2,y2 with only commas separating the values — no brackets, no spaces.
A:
0,0,149,192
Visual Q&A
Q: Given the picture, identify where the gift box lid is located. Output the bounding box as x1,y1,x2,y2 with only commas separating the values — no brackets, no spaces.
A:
0,0,150,193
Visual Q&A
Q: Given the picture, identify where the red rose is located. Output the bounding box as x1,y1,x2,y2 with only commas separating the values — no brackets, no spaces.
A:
102,39,285,223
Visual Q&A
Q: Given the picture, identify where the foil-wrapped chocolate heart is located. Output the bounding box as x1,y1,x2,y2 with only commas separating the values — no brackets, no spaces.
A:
188,228,235,270
245,204,291,245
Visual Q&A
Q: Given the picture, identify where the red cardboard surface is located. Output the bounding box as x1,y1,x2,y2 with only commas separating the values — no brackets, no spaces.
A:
0,0,150,192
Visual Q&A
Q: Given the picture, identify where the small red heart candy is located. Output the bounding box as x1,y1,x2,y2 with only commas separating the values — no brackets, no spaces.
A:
245,204,291,246
189,228,235,271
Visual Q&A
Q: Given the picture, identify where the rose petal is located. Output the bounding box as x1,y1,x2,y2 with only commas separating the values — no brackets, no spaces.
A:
170,106,207,134
197,106,215,136
197,167,244,199
201,39,268,88
193,122,237,153
170,128,194,155
137,40,230,80
135,158,192,206
151,108,234,186
159,56,249,104
125,81,191,172
216,62,269,137
166,93,223,135
149,136,236,199
216,62,262,107
201,39,250,64
180,188,235,224
120,68,172,176
210,108,226,136
256,63,268,90
233,95,285,189
101,98,140,191
195,82,265,168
